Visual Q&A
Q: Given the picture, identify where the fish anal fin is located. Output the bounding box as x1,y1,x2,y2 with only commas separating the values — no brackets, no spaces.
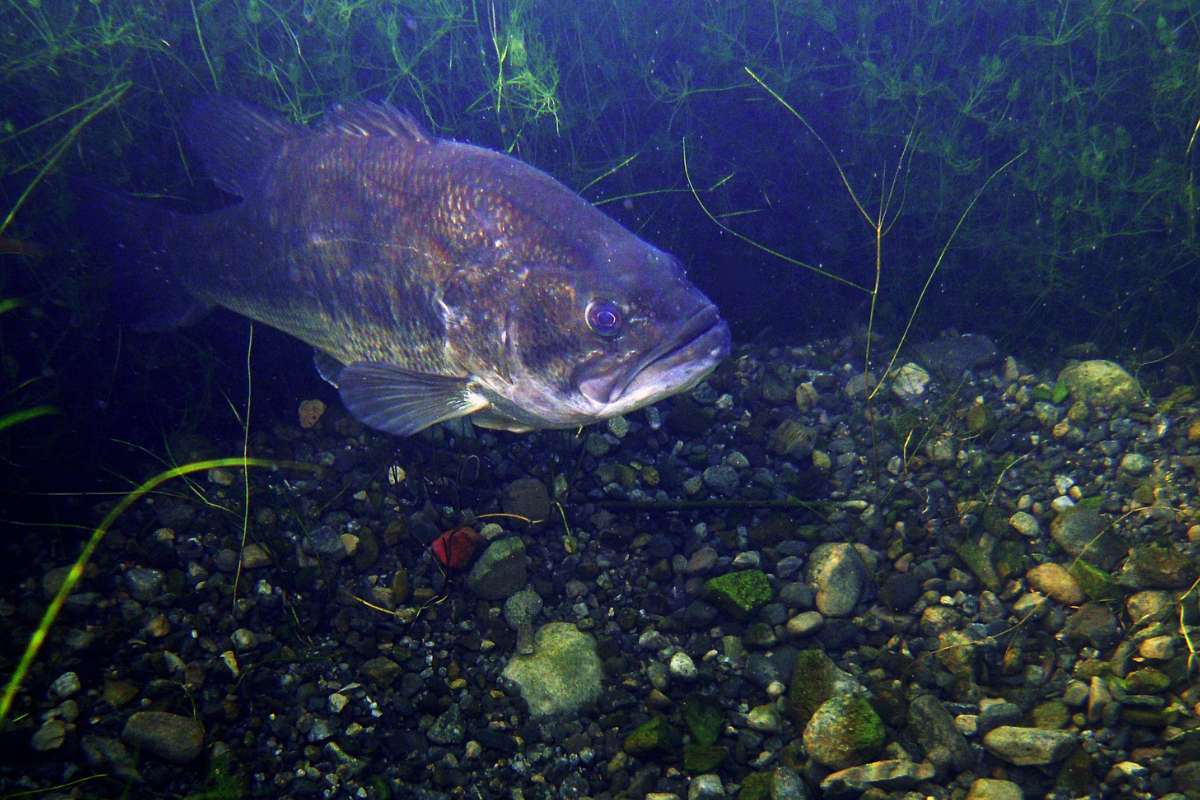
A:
313,349,346,387
337,362,486,437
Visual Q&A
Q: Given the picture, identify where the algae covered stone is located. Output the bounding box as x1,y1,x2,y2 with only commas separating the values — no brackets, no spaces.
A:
622,714,680,757
502,622,602,717
787,648,843,727
683,743,728,773
681,691,724,746
1057,360,1141,409
701,569,773,620
802,695,886,770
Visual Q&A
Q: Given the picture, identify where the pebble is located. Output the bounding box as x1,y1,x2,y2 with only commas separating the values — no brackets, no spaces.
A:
701,465,740,497
1127,590,1173,625
427,704,466,744
745,704,781,733
770,767,807,800
30,719,67,752
908,694,972,772
685,547,718,575
304,526,349,562
785,611,824,637
1139,635,1176,660
240,543,272,568
50,671,81,699
125,567,165,603
231,628,259,651
465,537,527,600
669,651,698,680
606,415,629,438
687,774,724,800
1008,511,1041,538
966,778,1024,800
1118,452,1152,476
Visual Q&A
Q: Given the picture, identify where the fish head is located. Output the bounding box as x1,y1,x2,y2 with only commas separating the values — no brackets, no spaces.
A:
476,237,730,430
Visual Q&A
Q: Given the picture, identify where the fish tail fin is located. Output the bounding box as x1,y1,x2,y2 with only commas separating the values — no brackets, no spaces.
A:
74,181,212,332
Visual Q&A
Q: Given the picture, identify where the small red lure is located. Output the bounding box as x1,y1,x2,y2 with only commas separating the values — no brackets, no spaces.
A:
429,526,482,570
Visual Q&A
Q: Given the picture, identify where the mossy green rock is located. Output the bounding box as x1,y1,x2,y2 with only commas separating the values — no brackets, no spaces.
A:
788,649,837,727
1068,560,1118,601
955,539,1000,590
1124,668,1170,694
1055,748,1094,793
1121,707,1179,727
1057,360,1141,409
683,744,728,773
623,715,680,757
681,692,724,746
701,569,773,620
502,622,602,717
739,771,773,800
1118,545,1199,590
1032,700,1070,729
802,695,886,770
993,540,1027,583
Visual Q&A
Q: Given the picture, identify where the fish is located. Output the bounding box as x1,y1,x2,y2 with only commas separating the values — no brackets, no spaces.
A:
89,99,730,436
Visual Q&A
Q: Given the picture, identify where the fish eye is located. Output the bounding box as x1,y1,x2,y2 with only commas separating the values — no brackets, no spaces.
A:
585,298,622,337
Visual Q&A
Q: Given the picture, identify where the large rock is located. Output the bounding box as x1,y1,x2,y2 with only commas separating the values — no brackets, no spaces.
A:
121,711,205,764
1049,506,1126,571
982,726,1078,765
907,694,973,772
1117,545,1198,589
502,623,602,717
806,543,868,617
1057,360,1142,408
802,695,885,771
788,649,863,728
1058,602,1119,650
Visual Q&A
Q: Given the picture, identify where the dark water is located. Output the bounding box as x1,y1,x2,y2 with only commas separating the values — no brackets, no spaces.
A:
0,0,1197,617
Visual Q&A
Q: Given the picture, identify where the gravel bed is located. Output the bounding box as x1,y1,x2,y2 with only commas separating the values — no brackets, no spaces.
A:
2,331,1199,800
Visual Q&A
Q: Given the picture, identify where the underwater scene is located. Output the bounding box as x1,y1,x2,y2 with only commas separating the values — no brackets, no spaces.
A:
3,0,1200,798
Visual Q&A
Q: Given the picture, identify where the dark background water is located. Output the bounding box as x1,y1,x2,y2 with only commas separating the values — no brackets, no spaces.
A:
1,0,1199,523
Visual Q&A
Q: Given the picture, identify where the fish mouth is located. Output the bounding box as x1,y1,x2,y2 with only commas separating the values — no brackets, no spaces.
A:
584,304,731,407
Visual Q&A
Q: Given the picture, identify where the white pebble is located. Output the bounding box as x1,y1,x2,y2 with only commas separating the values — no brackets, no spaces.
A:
669,651,698,680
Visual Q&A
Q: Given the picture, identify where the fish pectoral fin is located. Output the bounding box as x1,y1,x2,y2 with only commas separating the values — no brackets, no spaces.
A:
337,362,486,437
313,349,346,387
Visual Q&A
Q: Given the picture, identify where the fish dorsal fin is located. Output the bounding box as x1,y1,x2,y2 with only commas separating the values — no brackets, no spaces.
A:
337,362,487,437
323,104,431,144
313,349,346,387
185,98,301,197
